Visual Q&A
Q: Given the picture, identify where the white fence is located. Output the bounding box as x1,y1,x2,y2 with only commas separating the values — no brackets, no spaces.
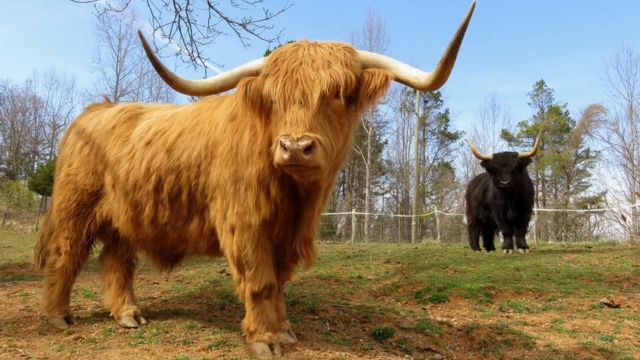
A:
318,203,640,244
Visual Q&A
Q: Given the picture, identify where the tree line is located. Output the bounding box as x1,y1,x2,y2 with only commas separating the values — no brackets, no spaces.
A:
1,5,638,243
0,5,174,228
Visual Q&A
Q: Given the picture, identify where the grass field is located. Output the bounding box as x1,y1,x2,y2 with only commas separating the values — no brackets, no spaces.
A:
1,231,639,359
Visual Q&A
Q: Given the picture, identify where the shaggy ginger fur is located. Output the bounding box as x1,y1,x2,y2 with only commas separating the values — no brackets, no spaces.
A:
34,41,392,346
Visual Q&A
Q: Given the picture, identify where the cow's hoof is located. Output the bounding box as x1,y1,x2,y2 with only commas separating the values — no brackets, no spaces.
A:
278,329,297,344
249,342,283,359
503,249,513,254
117,312,147,328
118,315,139,328
47,314,75,329
517,248,530,254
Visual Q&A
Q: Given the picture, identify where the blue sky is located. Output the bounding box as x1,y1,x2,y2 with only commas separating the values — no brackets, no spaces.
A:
1,1,639,133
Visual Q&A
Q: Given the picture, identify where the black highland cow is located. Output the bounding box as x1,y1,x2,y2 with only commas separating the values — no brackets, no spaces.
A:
464,134,541,253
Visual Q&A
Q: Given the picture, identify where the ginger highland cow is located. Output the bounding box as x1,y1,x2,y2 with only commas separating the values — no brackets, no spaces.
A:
33,3,475,358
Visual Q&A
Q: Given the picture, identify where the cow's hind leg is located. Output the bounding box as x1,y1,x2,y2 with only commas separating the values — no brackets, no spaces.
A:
467,223,481,251
42,228,93,329
99,233,146,328
481,225,496,252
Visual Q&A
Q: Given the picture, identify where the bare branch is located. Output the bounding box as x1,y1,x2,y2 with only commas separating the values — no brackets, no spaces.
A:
73,0,292,70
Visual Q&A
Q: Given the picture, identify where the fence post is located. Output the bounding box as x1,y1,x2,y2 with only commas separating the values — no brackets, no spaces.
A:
351,208,356,244
435,206,441,243
532,209,538,248
636,201,640,242
587,204,592,243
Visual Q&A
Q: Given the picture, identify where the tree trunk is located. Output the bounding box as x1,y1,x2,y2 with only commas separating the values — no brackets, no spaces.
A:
1,207,8,229
34,195,44,232
364,108,373,243
411,90,420,244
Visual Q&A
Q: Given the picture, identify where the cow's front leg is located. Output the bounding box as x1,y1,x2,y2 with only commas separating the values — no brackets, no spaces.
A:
514,227,530,253
274,263,297,345
242,282,283,359
501,230,515,253
227,250,284,359
481,225,496,252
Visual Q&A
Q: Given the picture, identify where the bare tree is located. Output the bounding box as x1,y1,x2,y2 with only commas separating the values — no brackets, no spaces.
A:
385,87,414,241
0,81,41,180
93,9,141,102
350,9,389,242
461,95,513,183
73,0,292,70
591,48,640,242
35,70,79,160
93,7,174,103
30,71,80,221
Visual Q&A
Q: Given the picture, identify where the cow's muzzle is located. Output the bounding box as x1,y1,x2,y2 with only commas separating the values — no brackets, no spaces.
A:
278,136,316,163
274,135,322,177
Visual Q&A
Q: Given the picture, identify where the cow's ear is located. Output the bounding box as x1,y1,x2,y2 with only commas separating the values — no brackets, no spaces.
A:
357,69,392,111
237,76,271,118
480,159,491,171
518,157,532,168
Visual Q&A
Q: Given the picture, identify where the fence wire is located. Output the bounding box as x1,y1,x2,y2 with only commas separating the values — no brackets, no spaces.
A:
319,204,640,244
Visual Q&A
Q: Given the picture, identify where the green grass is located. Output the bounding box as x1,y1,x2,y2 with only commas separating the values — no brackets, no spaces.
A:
599,334,615,343
1,232,639,359
206,338,226,350
321,329,351,345
415,319,442,336
371,326,395,342
80,288,96,299
498,299,534,314
393,337,412,354
0,231,36,263
461,285,495,304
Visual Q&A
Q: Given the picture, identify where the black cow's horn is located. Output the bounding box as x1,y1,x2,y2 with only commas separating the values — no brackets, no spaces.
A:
467,141,492,160
517,131,542,158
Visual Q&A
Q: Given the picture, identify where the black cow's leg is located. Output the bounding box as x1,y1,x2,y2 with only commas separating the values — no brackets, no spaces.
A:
467,223,481,251
481,225,496,252
514,227,530,253
501,230,515,253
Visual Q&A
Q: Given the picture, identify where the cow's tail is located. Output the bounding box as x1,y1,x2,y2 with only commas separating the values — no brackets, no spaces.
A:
33,210,54,271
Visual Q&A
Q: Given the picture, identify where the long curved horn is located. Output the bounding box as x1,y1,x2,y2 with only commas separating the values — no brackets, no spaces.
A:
518,131,543,158
138,31,264,96
356,1,475,91
467,141,492,161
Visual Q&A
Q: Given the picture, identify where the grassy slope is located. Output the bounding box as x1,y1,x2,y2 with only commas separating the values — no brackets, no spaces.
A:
1,231,639,359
